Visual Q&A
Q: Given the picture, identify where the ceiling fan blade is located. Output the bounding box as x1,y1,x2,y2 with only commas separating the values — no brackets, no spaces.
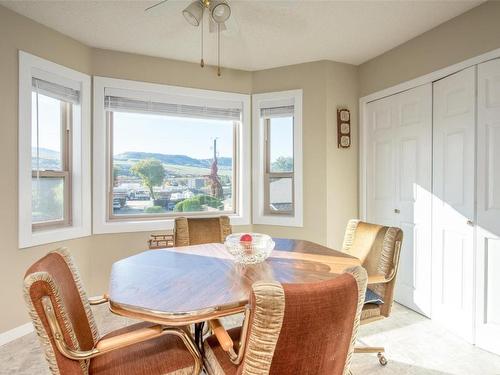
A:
209,19,227,33
144,0,169,12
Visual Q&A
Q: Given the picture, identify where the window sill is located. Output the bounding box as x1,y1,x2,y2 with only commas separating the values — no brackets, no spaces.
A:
93,213,250,234
19,225,91,249
252,214,303,227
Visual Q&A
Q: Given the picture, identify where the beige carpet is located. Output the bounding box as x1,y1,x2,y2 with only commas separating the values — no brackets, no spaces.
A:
1,303,499,375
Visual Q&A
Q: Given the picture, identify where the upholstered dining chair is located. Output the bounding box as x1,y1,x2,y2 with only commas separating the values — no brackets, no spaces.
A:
23,248,203,375
203,266,368,375
341,219,403,366
174,216,232,247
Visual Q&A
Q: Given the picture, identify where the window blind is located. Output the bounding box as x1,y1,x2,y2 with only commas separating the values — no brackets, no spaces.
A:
32,77,80,104
104,95,242,122
260,105,294,119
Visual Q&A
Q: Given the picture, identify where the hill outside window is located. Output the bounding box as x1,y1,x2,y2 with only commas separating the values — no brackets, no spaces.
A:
93,77,251,234
106,94,238,219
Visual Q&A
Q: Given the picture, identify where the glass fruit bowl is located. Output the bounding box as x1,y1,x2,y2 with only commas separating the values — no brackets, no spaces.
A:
224,233,275,264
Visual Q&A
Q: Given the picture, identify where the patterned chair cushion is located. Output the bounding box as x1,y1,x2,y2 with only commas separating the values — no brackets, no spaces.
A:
204,268,367,375
90,323,194,375
24,249,100,375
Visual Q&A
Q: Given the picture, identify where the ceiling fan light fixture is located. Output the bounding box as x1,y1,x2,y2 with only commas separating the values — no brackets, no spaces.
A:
182,1,203,26
210,1,231,23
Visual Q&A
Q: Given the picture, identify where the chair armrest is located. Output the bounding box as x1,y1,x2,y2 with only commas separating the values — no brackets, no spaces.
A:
367,274,389,285
96,324,164,351
88,294,109,305
367,240,403,286
208,319,234,352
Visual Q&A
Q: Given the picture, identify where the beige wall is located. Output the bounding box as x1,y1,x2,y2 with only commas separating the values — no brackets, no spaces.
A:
0,5,359,334
252,61,359,249
0,6,93,333
326,63,359,249
359,1,500,97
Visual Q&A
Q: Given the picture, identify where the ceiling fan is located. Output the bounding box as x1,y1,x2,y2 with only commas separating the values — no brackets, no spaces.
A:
146,0,232,77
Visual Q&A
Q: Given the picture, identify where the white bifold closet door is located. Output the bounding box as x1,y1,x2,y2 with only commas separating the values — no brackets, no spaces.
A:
475,59,500,355
432,67,476,342
365,84,432,317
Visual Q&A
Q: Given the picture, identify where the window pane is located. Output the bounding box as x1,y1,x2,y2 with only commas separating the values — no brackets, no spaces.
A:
32,177,64,223
269,177,293,213
31,92,63,171
269,117,294,173
111,112,235,217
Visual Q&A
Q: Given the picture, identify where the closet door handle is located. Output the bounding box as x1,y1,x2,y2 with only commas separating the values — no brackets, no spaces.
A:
466,220,474,226
394,209,400,214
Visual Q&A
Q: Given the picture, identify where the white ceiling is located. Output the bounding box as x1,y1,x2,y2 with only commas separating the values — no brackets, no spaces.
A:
1,0,483,71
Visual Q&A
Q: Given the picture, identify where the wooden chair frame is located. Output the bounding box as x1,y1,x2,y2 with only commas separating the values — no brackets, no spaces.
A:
354,239,402,365
206,306,252,367
41,296,203,374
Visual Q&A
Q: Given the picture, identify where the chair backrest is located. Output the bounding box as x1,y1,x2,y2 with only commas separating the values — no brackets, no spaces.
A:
23,248,99,375
342,219,403,317
237,266,367,375
174,216,232,246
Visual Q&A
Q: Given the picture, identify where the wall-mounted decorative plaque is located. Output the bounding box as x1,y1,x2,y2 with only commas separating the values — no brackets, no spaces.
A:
337,108,351,149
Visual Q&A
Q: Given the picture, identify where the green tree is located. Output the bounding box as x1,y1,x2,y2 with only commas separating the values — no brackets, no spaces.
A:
131,159,165,200
271,156,293,172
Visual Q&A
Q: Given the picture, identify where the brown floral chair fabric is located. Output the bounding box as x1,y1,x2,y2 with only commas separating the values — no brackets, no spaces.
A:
23,248,202,375
203,266,368,375
174,216,232,247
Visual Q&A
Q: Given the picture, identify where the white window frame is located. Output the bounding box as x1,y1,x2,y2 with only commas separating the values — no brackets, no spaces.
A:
93,76,251,234
18,51,91,248
252,90,303,227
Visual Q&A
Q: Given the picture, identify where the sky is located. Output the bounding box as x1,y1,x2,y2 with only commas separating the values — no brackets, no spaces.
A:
113,112,234,159
32,93,62,155
32,91,294,162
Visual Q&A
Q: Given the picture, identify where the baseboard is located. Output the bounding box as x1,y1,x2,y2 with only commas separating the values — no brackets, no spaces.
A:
0,323,33,347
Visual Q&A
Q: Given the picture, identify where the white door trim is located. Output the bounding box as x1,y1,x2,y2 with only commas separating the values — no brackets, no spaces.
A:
359,47,500,220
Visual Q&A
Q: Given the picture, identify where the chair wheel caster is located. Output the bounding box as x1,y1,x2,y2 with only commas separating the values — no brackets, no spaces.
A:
377,352,388,366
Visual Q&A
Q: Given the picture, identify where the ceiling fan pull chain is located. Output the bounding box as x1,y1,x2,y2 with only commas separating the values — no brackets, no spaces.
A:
217,22,221,77
200,14,205,68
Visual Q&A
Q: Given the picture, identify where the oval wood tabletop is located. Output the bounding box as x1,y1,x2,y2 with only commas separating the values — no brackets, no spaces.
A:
108,238,360,326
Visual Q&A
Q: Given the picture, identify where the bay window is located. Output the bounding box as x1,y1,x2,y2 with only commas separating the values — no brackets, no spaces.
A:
19,52,91,248
252,90,303,226
31,78,75,229
93,77,251,233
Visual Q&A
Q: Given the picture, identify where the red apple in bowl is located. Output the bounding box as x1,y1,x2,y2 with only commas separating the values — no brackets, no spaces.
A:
240,234,253,253
240,234,253,242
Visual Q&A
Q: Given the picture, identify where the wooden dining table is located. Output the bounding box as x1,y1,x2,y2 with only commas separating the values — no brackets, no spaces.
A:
108,238,360,328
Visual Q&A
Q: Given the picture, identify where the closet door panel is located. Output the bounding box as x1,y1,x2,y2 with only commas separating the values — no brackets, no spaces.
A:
393,85,432,316
476,58,500,355
366,85,432,317
366,96,395,228
432,66,475,342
